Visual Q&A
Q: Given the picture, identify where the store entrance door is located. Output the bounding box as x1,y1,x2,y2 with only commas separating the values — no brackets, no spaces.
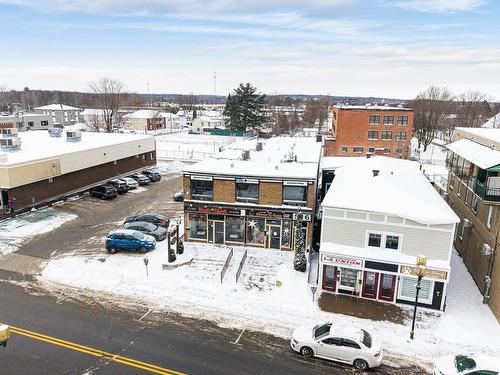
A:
208,220,225,244
338,268,359,294
267,225,281,249
361,271,379,299
322,265,336,291
378,273,396,302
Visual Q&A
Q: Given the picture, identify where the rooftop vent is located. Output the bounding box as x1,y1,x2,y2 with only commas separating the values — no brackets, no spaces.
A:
372,169,380,177
0,136,22,150
242,150,250,160
48,127,63,137
66,130,82,142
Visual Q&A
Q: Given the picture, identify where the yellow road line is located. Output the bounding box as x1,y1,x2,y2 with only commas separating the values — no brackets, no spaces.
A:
6,325,186,375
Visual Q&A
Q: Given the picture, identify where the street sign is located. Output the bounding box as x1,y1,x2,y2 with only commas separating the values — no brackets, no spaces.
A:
310,285,318,302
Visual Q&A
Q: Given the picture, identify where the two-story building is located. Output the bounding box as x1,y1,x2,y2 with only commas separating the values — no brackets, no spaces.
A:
34,104,81,127
445,127,500,320
123,110,165,133
319,157,458,310
182,137,321,250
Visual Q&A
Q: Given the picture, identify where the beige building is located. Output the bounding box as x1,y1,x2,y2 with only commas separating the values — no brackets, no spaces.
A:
123,110,165,133
0,113,53,131
34,104,81,126
445,127,500,321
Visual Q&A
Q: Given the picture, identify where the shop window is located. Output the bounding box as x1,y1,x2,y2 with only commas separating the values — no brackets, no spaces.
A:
283,185,307,206
236,181,259,202
385,235,400,250
246,218,265,245
281,220,291,247
189,213,207,239
225,216,244,242
368,233,382,247
191,179,213,201
398,277,433,304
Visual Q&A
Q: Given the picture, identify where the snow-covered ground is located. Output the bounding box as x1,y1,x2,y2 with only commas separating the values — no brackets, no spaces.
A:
0,208,77,254
40,240,500,369
411,137,449,186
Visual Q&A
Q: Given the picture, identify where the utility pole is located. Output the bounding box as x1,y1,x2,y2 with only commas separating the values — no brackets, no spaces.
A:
213,72,217,104
147,82,151,107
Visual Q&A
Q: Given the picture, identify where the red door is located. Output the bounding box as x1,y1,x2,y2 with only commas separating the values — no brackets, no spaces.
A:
322,265,337,292
378,273,396,302
361,271,379,299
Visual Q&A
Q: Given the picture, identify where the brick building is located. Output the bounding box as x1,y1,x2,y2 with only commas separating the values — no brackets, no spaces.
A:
182,137,321,250
324,104,414,158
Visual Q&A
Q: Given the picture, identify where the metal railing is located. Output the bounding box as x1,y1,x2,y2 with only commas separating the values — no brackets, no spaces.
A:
220,247,233,283
474,180,500,202
235,249,248,283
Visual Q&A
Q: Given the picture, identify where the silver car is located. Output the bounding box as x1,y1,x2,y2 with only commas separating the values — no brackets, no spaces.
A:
290,322,383,371
119,177,139,189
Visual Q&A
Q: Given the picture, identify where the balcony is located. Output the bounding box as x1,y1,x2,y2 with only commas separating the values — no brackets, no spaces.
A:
472,178,500,202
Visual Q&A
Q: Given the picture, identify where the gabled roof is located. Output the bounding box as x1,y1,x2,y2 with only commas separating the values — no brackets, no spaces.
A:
446,138,500,170
34,104,81,111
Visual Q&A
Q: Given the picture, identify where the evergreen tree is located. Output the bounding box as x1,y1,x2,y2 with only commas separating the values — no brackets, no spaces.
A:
224,83,266,131
294,227,307,272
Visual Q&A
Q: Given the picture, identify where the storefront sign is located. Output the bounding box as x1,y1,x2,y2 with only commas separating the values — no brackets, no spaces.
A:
184,204,241,216
400,265,448,280
321,254,363,267
190,175,213,181
284,180,308,186
252,210,284,219
236,177,258,184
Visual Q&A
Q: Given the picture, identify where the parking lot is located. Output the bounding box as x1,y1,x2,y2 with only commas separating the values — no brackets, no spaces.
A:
15,173,184,260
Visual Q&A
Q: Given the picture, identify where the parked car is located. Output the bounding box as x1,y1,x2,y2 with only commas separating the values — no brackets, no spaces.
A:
124,221,167,241
124,212,170,228
142,169,161,182
105,229,156,254
119,177,139,190
290,322,382,371
106,179,130,194
129,173,151,185
173,191,184,202
433,354,499,375
89,184,118,200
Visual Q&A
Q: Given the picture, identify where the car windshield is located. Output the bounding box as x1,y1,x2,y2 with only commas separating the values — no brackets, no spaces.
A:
360,329,372,348
313,323,332,340
133,232,146,240
142,223,157,231
455,355,476,372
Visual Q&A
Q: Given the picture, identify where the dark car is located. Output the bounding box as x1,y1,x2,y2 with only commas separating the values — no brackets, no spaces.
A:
142,169,161,182
123,221,167,241
106,179,130,194
129,173,151,185
124,212,170,228
105,229,156,254
173,191,184,202
89,185,118,199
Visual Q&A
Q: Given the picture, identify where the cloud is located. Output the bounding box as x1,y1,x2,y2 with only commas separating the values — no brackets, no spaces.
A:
383,0,487,13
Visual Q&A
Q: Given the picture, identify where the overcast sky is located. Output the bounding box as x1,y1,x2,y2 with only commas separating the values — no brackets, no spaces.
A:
0,0,498,99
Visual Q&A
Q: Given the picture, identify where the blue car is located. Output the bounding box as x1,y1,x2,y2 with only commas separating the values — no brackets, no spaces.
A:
105,229,156,254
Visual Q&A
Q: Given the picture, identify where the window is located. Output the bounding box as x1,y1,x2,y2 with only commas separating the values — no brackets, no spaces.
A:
368,130,379,140
188,213,207,239
236,179,259,202
353,146,364,153
471,194,479,212
487,206,494,229
283,185,307,205
368,233,382,247
395,131,407,141
41,120,49,126
398,277,433,303
397,115,408,125
368,147,375,153
384,148,391,154
381,131,393,140
191,179,213,201
142,154,146,161
246,218,265,245
385,235,400,250
341,146,348,153
369,115,380,125
341,339,361,349
150,152,154,160
322,338,341,345
383,115,394,125
28,121,34,127
225,216,244,242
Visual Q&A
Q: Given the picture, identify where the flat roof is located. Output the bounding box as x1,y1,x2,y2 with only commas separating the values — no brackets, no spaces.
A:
321,157,459,225
446,138,500,170
455,127,500,144
334,104,413,111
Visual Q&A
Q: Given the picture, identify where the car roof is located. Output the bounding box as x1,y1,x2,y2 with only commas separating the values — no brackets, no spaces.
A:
124,221,157,228
473,355,500,370
109,229,142,236
138,212,166,218
109,179,124,183
331,327,363,340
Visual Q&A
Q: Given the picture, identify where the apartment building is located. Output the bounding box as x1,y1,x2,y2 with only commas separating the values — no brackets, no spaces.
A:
324,104,414,158
34,104,81,126
182,137,321,250
319,157,458,310
0,113,53,131
123,110,165,133
445,127,500,320
191,115,225,134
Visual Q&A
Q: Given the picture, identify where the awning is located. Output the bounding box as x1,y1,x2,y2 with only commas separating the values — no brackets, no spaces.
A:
446,138,500,170
487,165,500,172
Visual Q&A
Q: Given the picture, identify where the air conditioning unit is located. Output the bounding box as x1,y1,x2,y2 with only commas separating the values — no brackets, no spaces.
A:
66,130,82,142
0,127,18,137
48,127,63,137
482,243,493,256
0,136,21,150
241,150,250,160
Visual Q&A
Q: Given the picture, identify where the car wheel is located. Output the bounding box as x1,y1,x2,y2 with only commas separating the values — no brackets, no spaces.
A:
108,247,117,254
300,346,313,358
353,359,369,371
139,246,147,253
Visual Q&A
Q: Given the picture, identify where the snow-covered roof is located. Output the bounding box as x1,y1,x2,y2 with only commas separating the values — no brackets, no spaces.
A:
334,104,413,111
446,138,500,170
455,126,500,144
159,112,179,119
34,104,80,111
81,108,110,116
126,110,160,119
194,115,223,123
321,157,459,225
482,113,500,129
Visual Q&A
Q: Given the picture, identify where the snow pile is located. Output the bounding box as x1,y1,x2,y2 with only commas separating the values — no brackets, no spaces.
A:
0,208,77,254
156,160,190,175
411,137,447,165
41,242,500,366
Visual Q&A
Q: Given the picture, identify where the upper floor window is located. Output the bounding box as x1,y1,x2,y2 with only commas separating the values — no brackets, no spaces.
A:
397,115,408,125
368,147,375,153
191,177,213,201
395,131,407,141
41,120,49,126
383,115,394,125
381,131,393,140
367,231,401,251
283,183,307,206
368,130,379,140
236,178,259,202
369,115,380,125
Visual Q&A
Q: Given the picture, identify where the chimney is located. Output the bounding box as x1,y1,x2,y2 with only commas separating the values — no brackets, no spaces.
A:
372,169,380,177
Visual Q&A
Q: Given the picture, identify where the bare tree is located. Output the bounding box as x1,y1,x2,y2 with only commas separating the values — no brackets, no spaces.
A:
455,90,493,128
411,86,454,152
174,93,199,111
88,78,124,133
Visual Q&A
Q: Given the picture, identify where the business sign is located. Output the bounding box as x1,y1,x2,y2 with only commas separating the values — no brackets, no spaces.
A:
284,181,308,186
236,177,258,184
190,175,213,181
184,204,241,216
400,265,448,280
293,213,312,222
321,254,363,267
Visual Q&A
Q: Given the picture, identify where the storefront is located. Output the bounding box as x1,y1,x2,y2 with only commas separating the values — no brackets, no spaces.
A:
319,252,448,310
184,202,313,251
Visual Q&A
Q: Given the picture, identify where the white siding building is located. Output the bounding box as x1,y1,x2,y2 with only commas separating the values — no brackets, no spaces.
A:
34,104,81,126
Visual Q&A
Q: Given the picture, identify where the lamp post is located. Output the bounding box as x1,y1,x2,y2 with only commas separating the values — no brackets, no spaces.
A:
410,255,427,340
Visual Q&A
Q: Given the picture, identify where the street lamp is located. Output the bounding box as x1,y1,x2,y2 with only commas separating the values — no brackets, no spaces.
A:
410,255,427,340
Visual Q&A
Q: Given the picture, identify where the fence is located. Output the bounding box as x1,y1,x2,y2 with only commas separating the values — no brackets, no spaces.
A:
220,247,234,283
235,249,248,283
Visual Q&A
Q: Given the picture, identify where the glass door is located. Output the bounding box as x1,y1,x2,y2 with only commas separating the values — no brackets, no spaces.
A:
339,268,358,292
214,221,225,244
361,271,379,299
378,273,396,302
322,265,336,291
267,225,281,249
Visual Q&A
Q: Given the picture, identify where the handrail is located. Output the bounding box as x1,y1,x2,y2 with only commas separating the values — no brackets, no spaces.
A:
235,249,248,283
220,247,233,283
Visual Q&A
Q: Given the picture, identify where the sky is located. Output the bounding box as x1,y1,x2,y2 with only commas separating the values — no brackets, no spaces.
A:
0,0,498,99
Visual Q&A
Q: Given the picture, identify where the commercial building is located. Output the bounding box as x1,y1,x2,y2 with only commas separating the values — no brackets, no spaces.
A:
319,156,458,310
324,104,414,158
34,104,81,126
182,137,321,250
445,127,500,320
0,125,155,213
